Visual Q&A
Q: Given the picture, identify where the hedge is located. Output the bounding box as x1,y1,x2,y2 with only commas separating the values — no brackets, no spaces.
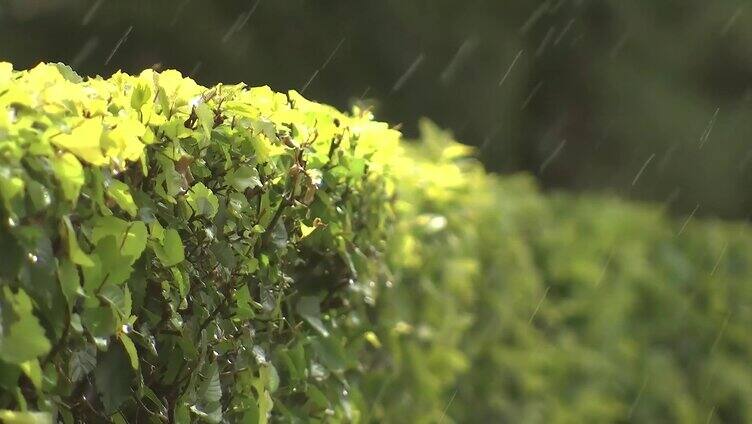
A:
2,63,752,423
377,121,752,423
0,62,402,423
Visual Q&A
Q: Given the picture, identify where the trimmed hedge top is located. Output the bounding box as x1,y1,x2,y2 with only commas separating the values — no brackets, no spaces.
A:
0,62,401,423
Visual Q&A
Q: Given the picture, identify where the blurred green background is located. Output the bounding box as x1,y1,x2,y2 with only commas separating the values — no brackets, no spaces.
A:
2,0,751,219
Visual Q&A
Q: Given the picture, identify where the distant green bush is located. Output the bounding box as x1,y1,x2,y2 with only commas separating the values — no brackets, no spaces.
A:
1,63,751,424
373,120,752,423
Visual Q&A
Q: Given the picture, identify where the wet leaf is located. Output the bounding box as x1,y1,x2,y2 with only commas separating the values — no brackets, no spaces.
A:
296,296,329,337
95,344,133,414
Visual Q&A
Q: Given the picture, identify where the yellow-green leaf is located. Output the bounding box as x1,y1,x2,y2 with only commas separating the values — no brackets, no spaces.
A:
52,153,85,203
63,216,94,267
106,180,138,217
50,118,107,166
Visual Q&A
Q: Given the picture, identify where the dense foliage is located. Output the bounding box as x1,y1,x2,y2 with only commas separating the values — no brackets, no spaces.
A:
0,62,399,423
1,63,752,423
373,121,752,423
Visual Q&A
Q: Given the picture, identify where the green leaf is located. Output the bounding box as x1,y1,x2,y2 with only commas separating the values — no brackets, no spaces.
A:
106,180,138,217
0,288,51,364
130,81,152,110
82,306,117,339
57,258,80,310
119,333,139,370
94,344,134,415
91,236,134,287
0,173,25,217
25,180,51,212
63,216,94,267
195,102,214,139
199,362,222,403
260,364,279,393
100,284,132,318
191,362,222,423
0,410,52,424
52,62,83,82
19,360,42,389
52,153,84,203
91,216,148,264
225,165,261,192
50,117,107,166
257,390,273,424
186,183,219,218
151,228,184,266
69,346,96,383
296,296,329,337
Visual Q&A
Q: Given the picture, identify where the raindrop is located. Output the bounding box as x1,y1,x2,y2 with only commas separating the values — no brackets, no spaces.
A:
528,286,550,324
698,107,720,149
677,203,700,236
657,142,679,173
520,1,551,35
7,217,16,227
105,25,133,66
391,53,425,93
71,37,99,67
498,50,523,88
535,27,556,57
627,375,649,419
594,247,615,287
121,324,131,334
27,252,38,263
610,32,630,59
440,37,478,85
82,0,104,26
301,37,346,94
554,18,575,46
721,6,745,36
221,0,262,43
539,139,566,174
170,0,193,27
631,153,655,187
520,81,543,110
710,242,728,276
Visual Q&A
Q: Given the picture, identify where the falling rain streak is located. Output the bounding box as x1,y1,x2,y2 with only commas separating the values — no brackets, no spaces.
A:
392,54,425,93
539,139,566,173
301,37,346,94
710,242,728,276
71,37,99,67
677,203,700,236
520,81,543,110
528,286,550,324
627,376,649,419
440,38,478,84
554,19,575,45
222,0,262,43
498,50,523,87
631,153,655,186
105,25,133,66
81,0,104,26
595,247,615,287
699,107,720,148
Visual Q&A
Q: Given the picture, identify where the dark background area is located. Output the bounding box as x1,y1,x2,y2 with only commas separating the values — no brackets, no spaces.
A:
2,0,752,219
